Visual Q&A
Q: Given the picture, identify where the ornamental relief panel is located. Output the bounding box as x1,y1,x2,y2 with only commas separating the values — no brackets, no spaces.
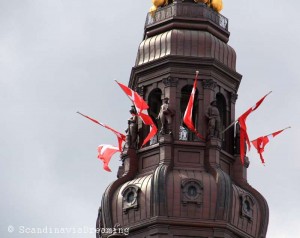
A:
240,193,255,221
181,179,203,207
121,184,141,214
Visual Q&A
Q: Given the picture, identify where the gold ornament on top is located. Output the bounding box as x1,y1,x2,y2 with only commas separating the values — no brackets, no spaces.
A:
150,0,223,16
197,0,223,12
150,0,169,16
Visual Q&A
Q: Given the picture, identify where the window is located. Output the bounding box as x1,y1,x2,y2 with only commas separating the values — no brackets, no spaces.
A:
216,93,227,149
181,179,203,206
121,185,140,214
148,89,162,145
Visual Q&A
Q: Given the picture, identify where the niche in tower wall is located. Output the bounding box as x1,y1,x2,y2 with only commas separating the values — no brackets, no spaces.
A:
148,88,162,145
240,194,255,221
216,93,227,150
180,85,199,141
121,185,140,214
181,179,203,206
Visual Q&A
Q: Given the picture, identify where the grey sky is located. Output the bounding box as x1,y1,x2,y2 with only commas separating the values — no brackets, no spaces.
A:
0,1,299,237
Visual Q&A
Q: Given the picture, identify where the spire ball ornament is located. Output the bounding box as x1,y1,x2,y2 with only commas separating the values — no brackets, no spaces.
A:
194,0,223,12
150,0,223,16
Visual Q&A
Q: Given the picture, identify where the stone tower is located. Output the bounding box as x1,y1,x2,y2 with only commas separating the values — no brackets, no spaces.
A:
97,1,269,237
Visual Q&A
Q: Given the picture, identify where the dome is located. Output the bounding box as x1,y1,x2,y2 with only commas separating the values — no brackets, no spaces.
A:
136,30,237,70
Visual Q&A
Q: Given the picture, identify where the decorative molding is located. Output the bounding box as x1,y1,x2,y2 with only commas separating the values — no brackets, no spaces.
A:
202,79,217,90
163,77,179,87
121,184,140,214
244,156,250,168
135,86,144,96
181,179,203,206
231,92,238,104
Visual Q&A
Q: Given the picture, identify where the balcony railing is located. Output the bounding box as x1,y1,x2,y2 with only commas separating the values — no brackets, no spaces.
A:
145,3,228,31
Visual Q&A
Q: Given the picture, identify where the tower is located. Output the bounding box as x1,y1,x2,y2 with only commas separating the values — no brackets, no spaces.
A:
97,1,269,237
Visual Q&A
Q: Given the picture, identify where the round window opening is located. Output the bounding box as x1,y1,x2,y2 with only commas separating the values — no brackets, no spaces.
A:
187,185,197,197
127,191,135,203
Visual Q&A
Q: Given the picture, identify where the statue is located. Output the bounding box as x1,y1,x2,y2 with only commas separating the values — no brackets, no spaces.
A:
157,97,174,134
125,106,138,149
234,123,241,154
206,100,221,138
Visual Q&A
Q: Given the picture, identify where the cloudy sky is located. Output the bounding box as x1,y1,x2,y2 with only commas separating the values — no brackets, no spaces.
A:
1,1,299,237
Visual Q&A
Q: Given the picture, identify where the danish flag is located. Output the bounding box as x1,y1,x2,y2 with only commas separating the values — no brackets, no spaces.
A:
139,111,158,146
251,127,290,164
97,144,120,172
237,92,271,164
116,81,157,146
183,71,204,140
115,81,149,113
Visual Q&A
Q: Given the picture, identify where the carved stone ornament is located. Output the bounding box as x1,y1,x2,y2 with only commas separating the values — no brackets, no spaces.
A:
231,92,238,104
240,194,255,221
121,184,140,214
162,77,179,87
243,156,250,168
202,79,217,90
135,86,144,96
181,179,203,206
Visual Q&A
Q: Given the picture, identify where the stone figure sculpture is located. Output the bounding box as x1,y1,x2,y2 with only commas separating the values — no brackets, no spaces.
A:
157,97,174,134
125,106,138,149
206,100,221,138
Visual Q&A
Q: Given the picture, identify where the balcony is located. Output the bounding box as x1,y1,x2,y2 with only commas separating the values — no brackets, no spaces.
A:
145,2,228,31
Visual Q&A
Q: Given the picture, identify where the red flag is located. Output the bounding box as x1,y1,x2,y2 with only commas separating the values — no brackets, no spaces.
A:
139,111,158,146
237,92,271,164
97,144,120,172
183,71,204,140
115,81,157,146
77,112,126,151
116,81,149,113
251,127,290,164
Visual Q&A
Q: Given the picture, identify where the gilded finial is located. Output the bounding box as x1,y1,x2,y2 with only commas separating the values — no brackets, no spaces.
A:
149,0,223,16
150,0,168,16
194,0,223,12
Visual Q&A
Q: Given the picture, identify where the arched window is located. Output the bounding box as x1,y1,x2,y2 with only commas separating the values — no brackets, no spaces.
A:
148,89,162,145
216,93,227,149
180,85,198,141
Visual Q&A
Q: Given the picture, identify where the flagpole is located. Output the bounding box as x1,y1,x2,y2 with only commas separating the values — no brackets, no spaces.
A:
265,90,272,97
250,126,291,143
221,120,238,134
77,111,89,118
77,111,101,125
264,126,291,137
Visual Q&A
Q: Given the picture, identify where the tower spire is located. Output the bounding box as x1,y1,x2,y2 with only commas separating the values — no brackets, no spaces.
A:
97,2,269,237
